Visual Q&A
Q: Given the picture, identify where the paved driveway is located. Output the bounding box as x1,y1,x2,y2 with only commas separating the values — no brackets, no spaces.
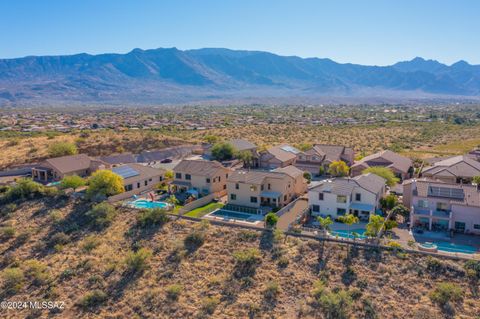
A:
277,198,309,231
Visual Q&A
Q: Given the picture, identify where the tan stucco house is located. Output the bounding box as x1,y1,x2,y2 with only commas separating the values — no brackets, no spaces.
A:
259,145,299,169
351,150,413,181
172,159,231,196
226,165,307,209
421,155,480,184
295,144,355,175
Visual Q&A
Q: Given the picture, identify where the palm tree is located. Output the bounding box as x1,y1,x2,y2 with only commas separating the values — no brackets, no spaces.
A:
338,214,359,256
317,216,333,261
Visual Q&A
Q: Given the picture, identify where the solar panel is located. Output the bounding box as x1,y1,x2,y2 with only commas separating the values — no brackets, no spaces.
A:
112,166,140,179
281,145,300,154
428,186,464,200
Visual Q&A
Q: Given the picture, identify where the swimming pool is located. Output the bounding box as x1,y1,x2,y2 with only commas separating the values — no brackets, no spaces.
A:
330,228,368,240
434,241,477,254
129,199,169,209
209,209,261,223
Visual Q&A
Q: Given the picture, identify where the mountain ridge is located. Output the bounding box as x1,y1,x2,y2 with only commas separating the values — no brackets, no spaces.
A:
1,48,479,106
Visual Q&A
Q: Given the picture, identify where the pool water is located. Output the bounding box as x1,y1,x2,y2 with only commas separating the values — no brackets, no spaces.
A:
330,228,368,239
210,209,259,222
434,241,477,254
130,199,169,209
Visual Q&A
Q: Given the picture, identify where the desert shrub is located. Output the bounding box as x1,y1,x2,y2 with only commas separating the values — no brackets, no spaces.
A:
362,298,378,319
277,256,289,268
79,289,108,308
201,296,220,314
184,230,205,251
318,289,353,319
166,284,183,300
426,256,444,273
49,210,64,224
82,235,101,252
136,208,169,228
2,267,25,293
48,232,70,247
264,281,281,300
238,230,259,241
1,226,16,239
311,280,326,299
232,248,261,277
86,202,117,228
387,241,402,249
464,260,480,280
2,178,46,202
429,282,463,306
124,248,152,273
1,203,17,216
48,141,78,157
22,259,50,285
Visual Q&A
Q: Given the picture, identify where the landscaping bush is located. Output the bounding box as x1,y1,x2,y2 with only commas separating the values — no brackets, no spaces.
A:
265,212,279,228
124,248,153,273
429,282,463,307
2,267,25,294
166,284,183,301
60,175,85,190
137,208,169,228
79,289,108,308
86,202,117,228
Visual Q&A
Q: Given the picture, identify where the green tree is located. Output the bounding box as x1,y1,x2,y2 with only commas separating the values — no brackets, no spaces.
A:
328,161,349,177
317,216,333,260
391,204,409,219
164,170,174,180
86,170,124,200
265,212,279,228
236,150,254,167
296,143,312,151
303,172,312,184
318,166,325,176
380,194,398,211
60,175,85,190
211,142,235,161
48,142,78,157
473,176,480,185
362,166,399,187
365,215,385,237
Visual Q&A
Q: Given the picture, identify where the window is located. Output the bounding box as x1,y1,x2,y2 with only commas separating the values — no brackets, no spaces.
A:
230,194,237,200
436,202,449,212
175,173,181,179
159,176,163,181
312,205,320,212
318,193,324,200
149,178,152,182
185,174,191,180
284,194,287,201
455,221,466,232
250,196,258,203
474,224,480,230
261,185,264,191
355,193,361,201
137,182,141,188
268,184,271,190
235,183,239,189
218,176,221,182
337,208,347,216
125,184,133,191
206,178,211,183
418,200,429,208
144,180,148,186
337,195,347,203
223,184,226,190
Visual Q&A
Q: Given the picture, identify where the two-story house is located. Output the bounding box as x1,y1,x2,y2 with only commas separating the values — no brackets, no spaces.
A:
226,165,307,209
295,144,355,175
421,155,480,184
111,163,165,197
403,178,480,234
172,159,231,196
308,173,386,221
351,150,413,181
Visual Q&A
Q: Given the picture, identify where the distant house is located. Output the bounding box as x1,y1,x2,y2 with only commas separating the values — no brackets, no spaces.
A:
227,165,307,209
229,139,259,167
467,148,480,162
259,145,299,169
403,178,480,234
351,150,413,181
99,153,137,165
136,145,198,163
32,154,109,182
111,163,165,196
421,155,480,184
308,173,386,221
172,159,231,196
295,144,355,175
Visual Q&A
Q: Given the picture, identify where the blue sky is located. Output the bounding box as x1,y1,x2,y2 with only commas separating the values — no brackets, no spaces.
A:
1,0,479,65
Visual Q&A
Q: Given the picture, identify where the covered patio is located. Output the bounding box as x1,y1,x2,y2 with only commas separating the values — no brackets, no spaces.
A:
260,191,282,208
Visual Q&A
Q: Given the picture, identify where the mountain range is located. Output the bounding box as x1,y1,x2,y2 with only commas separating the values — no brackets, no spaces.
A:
1,47,479,106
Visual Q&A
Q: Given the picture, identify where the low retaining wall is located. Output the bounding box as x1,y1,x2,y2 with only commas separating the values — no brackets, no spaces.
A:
178,194,215,215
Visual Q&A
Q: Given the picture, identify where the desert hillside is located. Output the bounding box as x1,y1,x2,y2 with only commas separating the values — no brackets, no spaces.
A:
0,198,479,318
